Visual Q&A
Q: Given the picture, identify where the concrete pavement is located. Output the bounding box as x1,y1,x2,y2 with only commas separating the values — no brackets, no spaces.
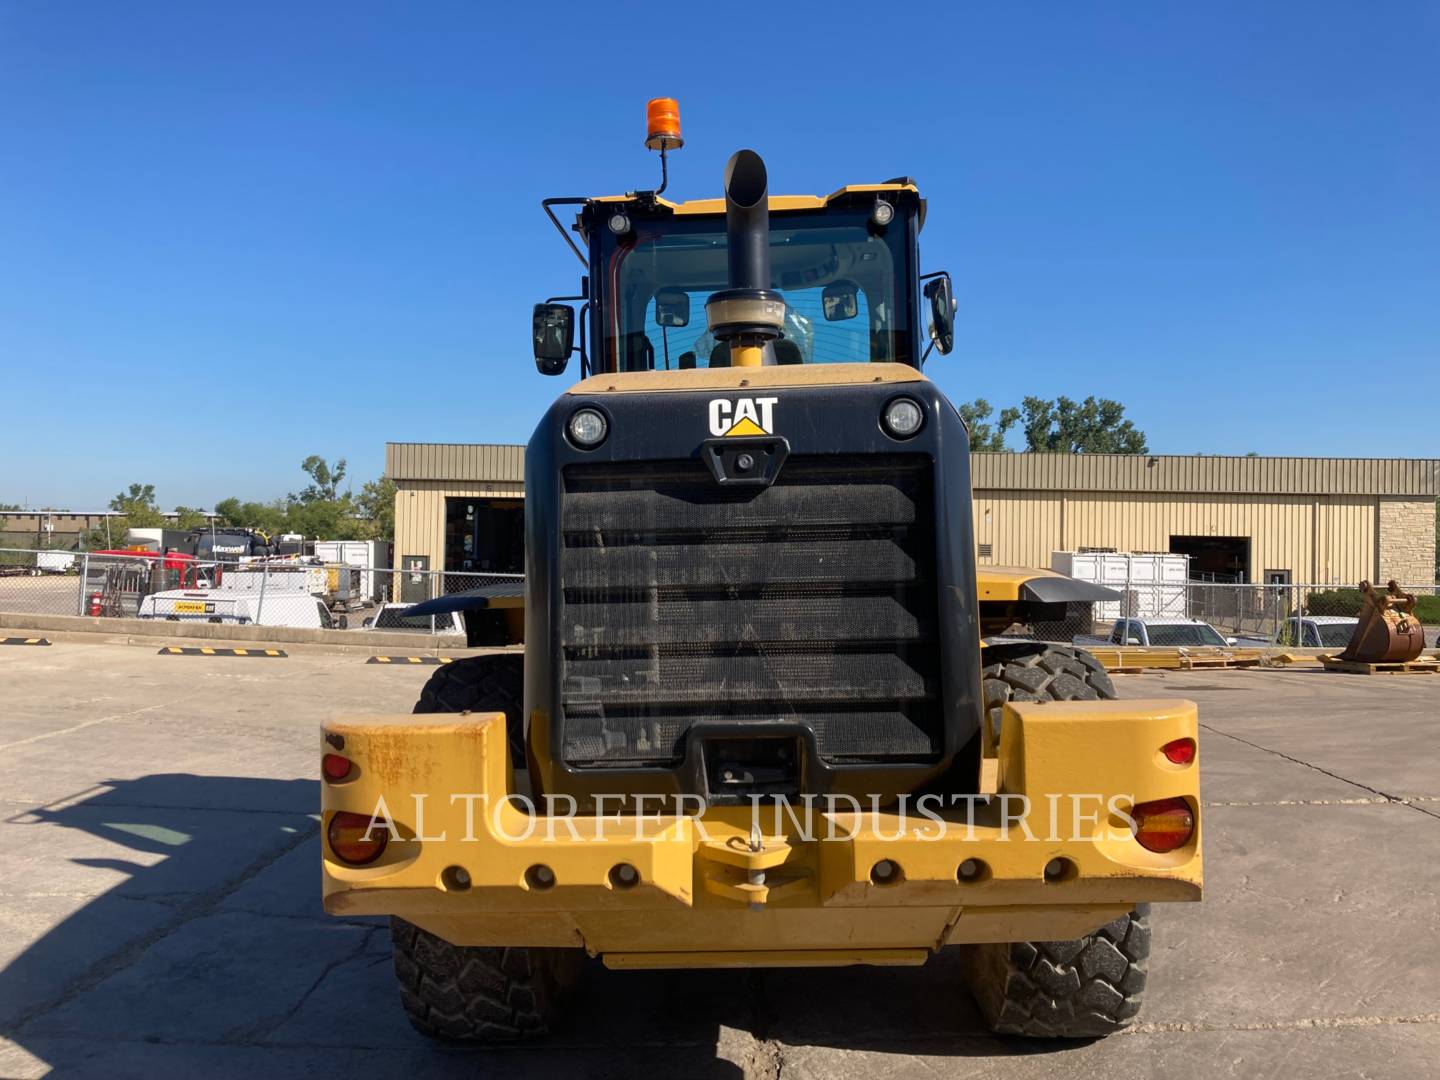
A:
0,641,1436,1078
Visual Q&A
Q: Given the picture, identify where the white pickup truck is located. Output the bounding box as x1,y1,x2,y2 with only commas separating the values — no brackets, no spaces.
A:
1273,615,1358,649
1078,618,1238,648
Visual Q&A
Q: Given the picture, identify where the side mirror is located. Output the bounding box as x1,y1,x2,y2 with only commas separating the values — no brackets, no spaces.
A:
923,275,955,355
1226,636,1238,647
654,287,690,328
337,614,349,630
1126,637,1142,646
532,304,575,375
362,616,373,628
821,279,860,321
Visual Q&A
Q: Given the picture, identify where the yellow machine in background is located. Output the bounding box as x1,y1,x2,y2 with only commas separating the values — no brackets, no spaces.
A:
321,100,1202,1042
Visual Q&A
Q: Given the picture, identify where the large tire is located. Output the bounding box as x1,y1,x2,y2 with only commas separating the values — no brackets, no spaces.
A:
390,917,582,1042
980,642,1116,743
413,653,525,768
961,906,1151,1038
969,642,1140,1038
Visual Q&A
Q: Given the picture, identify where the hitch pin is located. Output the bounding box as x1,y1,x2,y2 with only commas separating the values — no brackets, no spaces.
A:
748,823,766,911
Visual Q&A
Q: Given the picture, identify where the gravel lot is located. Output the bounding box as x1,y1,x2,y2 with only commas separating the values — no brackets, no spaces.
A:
0,640,1436,1078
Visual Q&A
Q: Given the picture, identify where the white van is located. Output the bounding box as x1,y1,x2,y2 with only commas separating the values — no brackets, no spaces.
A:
137,589,334,630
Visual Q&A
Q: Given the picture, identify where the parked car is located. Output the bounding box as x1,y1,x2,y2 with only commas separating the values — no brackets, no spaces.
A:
1273,615,1358,649
362,602,465,635
137,589,335,630
1079,618,1237,648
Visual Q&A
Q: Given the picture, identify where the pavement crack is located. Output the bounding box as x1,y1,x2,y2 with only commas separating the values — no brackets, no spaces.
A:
234,924,378,1044
741,971,785,1080
0,821,321,1040
0,698,185,752
1124,1012,1440,1034
1198,720,1440,821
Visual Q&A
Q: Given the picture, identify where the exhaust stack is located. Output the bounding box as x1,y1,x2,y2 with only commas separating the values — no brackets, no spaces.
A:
706,149,785,368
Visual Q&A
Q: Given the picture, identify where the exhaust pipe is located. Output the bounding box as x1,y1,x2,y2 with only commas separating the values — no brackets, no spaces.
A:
706,149,785,367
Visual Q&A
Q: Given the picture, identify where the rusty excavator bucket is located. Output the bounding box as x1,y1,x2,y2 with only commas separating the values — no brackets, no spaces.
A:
1338,580,1426,664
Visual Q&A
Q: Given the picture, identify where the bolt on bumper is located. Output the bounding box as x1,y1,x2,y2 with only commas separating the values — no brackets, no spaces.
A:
321,699,1201,957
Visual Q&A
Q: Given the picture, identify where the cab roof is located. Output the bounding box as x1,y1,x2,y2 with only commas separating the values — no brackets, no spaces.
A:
591,181,922,217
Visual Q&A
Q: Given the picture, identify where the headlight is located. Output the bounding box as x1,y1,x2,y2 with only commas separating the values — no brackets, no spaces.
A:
568,407,608,448
882,397,923,438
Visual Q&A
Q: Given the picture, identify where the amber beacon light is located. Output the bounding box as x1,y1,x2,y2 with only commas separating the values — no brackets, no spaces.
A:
645,98,683,150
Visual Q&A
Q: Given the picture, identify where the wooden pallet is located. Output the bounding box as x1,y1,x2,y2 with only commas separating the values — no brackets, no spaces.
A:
1319,655,1440,675
1179,655,1262,671
1087,647,1270,674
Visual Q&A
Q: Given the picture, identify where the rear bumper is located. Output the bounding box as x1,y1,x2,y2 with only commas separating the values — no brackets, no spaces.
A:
321,699,1201,965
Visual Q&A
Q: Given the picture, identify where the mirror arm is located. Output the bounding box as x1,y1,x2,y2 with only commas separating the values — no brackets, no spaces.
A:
542,198,591,268
579,301,590,378
920,338,936,366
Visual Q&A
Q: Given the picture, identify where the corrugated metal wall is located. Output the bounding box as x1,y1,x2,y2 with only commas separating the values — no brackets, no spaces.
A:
970,454,1439,496
387,444,525,484
392,479,525,572
388,444,1437,586
388,443,1439,497
973,491,1380,583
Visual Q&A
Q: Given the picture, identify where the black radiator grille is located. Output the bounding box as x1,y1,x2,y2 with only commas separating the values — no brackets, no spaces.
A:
558,455,940,766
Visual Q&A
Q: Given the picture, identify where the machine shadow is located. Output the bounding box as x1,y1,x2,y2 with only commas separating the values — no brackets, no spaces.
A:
0,774,1061,1076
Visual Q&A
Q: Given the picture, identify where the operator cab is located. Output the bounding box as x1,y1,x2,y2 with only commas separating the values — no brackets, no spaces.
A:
533,102,955,377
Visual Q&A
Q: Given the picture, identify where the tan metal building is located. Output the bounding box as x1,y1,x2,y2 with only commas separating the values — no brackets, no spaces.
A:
388,444,1439,587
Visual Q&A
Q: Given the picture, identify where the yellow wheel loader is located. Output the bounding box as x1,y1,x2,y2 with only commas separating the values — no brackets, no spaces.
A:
321,100,1201,1042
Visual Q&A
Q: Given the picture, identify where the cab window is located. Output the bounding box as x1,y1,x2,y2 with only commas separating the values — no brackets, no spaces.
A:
598,210,910,371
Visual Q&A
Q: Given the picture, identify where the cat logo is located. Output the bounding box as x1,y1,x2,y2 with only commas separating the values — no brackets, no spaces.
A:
708,396,778,437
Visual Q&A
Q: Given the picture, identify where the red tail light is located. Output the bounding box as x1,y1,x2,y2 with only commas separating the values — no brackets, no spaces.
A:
1161,738,1196,766
327,811,388,865
322,753,352,781
1132,797,1196,853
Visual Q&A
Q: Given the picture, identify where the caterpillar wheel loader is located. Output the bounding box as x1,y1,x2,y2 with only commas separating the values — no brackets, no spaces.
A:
321,100,1202,1042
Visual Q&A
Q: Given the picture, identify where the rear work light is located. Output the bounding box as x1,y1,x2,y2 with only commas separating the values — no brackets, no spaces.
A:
327,811,388,865
1132,797,1196,854
1161,737,1197,766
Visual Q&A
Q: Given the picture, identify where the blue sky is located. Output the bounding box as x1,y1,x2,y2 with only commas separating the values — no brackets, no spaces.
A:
2,2,1436,509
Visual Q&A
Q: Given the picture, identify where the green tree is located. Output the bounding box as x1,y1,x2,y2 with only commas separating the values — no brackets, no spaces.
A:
294,456,347,503
109,483,165,527
357,475,397,541
957,399,1021,452
84,516,127,549
213,497,288,536
1018,396,1148,454
284,455,365,539
287,499,365,540
174,506,210,530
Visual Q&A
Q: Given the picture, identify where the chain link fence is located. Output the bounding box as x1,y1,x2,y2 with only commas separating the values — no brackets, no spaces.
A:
4,545,1436,647
1017,580,1439,648
0,547,520,637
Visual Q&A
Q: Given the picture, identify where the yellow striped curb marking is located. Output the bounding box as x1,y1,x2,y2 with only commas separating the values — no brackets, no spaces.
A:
366,656,454,665
1,637,52,646
158,647,288,657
